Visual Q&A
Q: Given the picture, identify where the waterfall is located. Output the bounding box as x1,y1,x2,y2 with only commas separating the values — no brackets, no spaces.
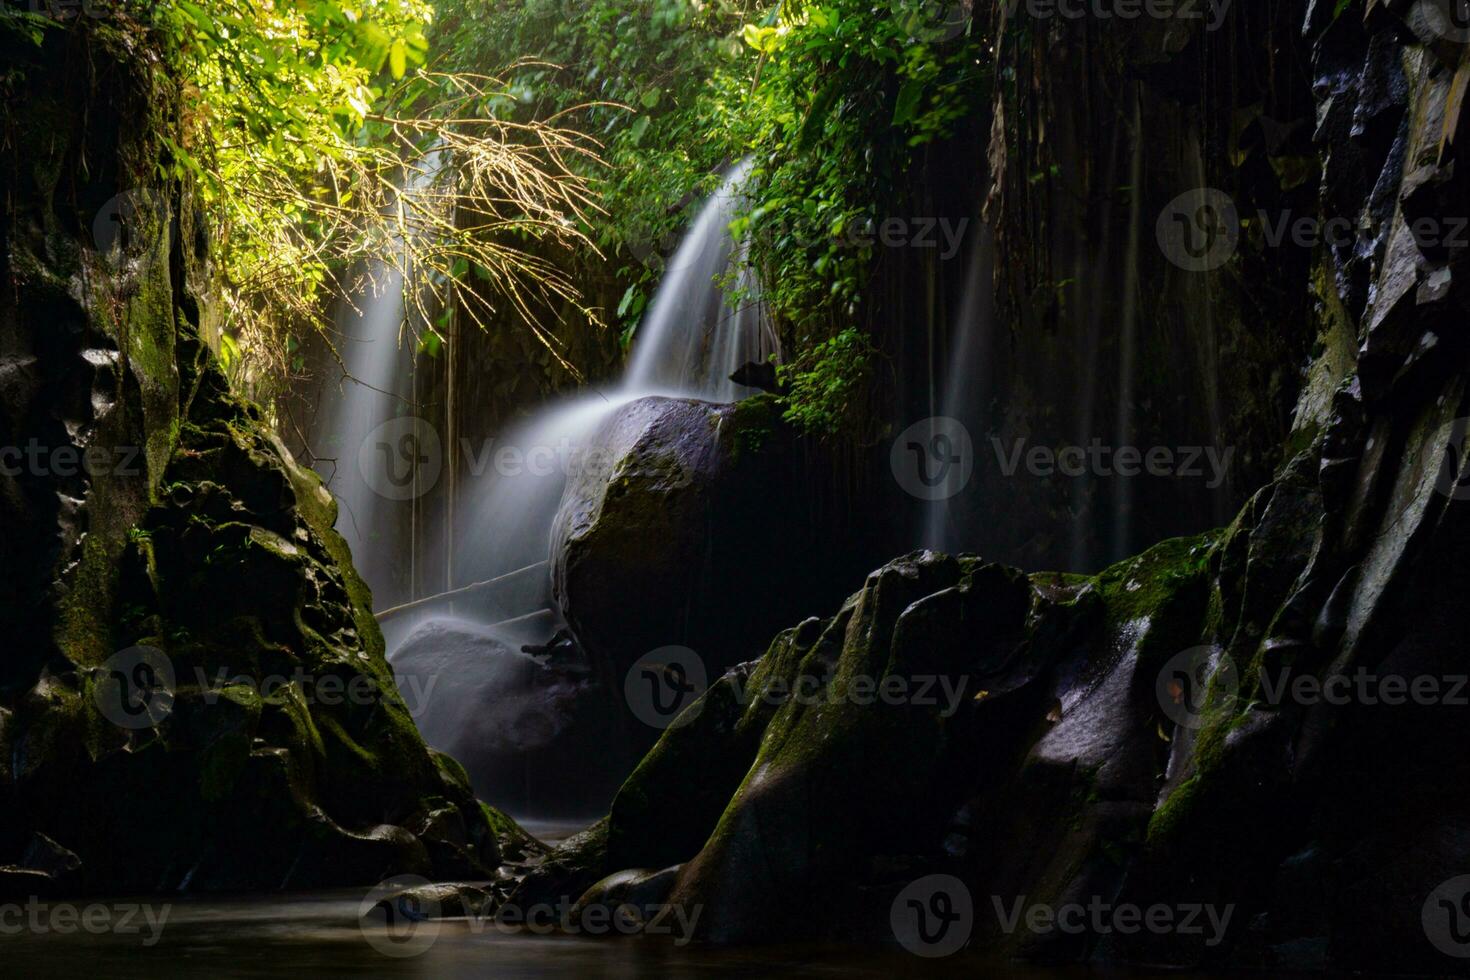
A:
1187,132,1229,527
443,391,645,634
315,267,410,573
623,158,777,401
311,160,442,607
922,224,994,553
378,160,773,814
446,158,775,615
1112,89,1145,564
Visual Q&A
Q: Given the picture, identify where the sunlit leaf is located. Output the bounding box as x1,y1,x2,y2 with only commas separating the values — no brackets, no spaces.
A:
389,38,407,79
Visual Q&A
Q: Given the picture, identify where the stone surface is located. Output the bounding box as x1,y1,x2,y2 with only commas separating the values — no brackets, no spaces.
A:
389,616,625,817
0,21,524,895
513,18,1470,966
551,393,857,683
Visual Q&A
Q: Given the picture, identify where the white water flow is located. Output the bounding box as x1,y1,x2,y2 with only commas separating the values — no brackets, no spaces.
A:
922,225,994,553
319,268,408,562
1187,133,1228,527
315,161,443,600
623,158,774,401
427,159,775,643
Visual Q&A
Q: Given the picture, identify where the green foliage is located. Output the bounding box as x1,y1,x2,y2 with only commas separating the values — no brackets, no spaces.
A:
439,0,991,438
774,327,875,436
157,0,437,379
19,0,601,400
0,5,53,45
737,0,991,334
21,0,992,437
435,0,759,339
728,1,991,435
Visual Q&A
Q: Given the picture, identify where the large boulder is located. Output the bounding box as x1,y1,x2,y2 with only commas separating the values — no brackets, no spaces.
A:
510,540,1214,950
550,393,854,682
389,617,628,817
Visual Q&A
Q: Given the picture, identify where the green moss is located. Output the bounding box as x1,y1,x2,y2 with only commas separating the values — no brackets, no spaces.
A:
478,802,547,859
1091,532,1219,628
1285,257,1360,453
1147,774,1204,843
721,393,783,461
281,435,385,662
51,533,120,667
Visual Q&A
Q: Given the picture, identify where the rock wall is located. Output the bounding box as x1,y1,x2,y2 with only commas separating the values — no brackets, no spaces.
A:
956,0,1321,570
0,19,518,895
510,2,1470,973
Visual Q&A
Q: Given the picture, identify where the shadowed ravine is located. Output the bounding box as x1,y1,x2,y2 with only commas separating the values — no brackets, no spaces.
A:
2,1,1469,976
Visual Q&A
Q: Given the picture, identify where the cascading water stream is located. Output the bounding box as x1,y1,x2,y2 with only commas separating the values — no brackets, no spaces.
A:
317,269,410,563
622,158,775,401
1112,89,1145,564
922,224,994,554
312,159,442,604
376,160,775,814
439,158,776,627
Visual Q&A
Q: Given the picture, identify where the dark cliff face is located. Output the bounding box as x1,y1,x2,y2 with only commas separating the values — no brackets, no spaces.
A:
960,2,1321,571
512,4,1470,974
0,21,522,896
851,3,1324,574
3,2,1469,971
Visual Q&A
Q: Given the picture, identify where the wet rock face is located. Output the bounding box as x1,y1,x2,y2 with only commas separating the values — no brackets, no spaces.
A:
959,0,1321,572
389,617,627,818
0,338,510,895
514,541,1216,946
550,396,719,679
0,24,512,895
0,26,180,692
514,8,1470,975
550,393,852,682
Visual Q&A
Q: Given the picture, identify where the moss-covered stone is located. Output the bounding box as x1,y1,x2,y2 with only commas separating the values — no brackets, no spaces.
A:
0,18,527,896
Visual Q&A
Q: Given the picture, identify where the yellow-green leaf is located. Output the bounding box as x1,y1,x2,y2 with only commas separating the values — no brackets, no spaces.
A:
389,38,407,79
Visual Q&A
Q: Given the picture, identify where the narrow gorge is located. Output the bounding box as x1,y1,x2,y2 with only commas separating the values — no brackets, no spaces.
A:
2,0,1469,976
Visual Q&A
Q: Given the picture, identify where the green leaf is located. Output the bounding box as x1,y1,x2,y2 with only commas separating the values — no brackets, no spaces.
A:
389,38,407,79
177,0,215,33
893,80,925,127
742,24,779,52
218,332,240,369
